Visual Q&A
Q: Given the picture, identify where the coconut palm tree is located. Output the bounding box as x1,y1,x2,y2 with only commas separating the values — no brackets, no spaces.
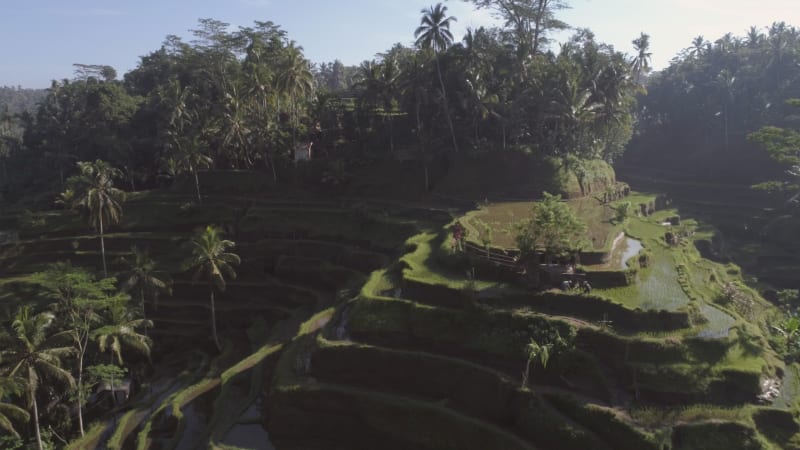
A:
118,246,172,339
93,300,152,367
92,300,152,406
746,26,764,49
0,306,75,450
276,43,314,147
66,160,126,278
220,82,253,168
717,69,736,152
0,376,29,440
165,133,213,204
415,3,460,154
184,225,240,351
688,35,707,59
630,32,652,84
159,79,213,203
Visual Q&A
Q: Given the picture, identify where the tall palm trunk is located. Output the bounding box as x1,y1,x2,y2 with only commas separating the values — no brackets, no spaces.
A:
723,103,730,152
192,166,202,204
209,282,221,351
141,287,148,339
416,92,429,191
109,352,117,407
99,211,107,278
435,56,459,154
388,114,395,153
32,390,43,450
268,154,277,183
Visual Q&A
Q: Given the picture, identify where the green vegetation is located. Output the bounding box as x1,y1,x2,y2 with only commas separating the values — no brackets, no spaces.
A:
1,2,799,449
514,192,587,259
183,225,241,351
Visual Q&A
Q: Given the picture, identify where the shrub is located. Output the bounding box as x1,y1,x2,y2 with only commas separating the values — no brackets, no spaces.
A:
614,202,632,224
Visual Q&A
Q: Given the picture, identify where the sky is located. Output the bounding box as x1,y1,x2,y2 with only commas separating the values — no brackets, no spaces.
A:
0,0,798,88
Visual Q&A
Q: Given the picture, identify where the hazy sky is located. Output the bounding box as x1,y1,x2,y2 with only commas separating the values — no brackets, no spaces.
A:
1,0,797,88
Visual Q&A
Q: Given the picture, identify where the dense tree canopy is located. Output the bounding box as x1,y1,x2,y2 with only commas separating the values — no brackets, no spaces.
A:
625,22,800,183
0,6,643,201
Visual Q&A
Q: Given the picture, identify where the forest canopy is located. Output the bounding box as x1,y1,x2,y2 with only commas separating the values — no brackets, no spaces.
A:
0,6,642,201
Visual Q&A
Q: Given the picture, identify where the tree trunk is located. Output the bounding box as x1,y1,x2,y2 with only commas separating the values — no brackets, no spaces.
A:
267,153,277,183
32,390,43,450
522,358,532,387
100,212,107,278
435,56,459,154
388,114,395,153
724,104,729,152
291,94,297,149
127,167,136,191
193,167,202,204
209,283,221,351
110,352,117,407
416,93,429,192
141,287,148,339
77,347,85,437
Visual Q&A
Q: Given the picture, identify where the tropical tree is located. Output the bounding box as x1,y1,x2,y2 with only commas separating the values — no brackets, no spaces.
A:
0,306,75,450
158,78,213,203
717,69,736,152
521,338,550,387
35,262,123,437
749,98,800,206
415,3,460,154
464,0,570,59
93,300,152,367
220,82,253,168
688,35,707,58
184,225,240,351
92,300,152,405
165,134,213,204
66,160,126,277
0,376,29,440
630,32,652,84
276,43,314,146
515,192,586,261
118,246,172,339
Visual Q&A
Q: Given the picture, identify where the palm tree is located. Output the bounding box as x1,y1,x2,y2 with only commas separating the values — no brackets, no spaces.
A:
0,376,30,440
159,79,213,203
93,300,152,366
399,51,436,190
92,300,152,405
689,35,706,59
243,49,280,181
165,133,213,204
630,32,652,84
276,43,314,147
415,3,460,154
0,306,75,450
184,225,240,351
118,246,172,339
549,76,603,158
717,69,736,152
67,160,126,278
378,56,402,153
521,338,550,387
221,82,253,168
746,26,764,49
